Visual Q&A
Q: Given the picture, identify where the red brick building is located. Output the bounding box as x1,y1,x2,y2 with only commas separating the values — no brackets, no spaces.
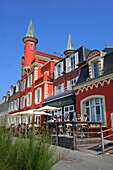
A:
8,20,62,125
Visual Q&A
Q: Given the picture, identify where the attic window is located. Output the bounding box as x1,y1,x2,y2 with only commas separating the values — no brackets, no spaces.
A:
93,61,99,78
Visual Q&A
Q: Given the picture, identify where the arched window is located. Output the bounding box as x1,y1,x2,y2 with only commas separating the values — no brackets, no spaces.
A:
81,95,106,126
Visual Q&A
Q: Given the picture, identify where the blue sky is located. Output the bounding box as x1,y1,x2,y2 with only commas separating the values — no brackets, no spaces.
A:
0,0,113,102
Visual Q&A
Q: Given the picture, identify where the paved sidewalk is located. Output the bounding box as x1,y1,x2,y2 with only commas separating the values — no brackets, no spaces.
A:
52,146,113,170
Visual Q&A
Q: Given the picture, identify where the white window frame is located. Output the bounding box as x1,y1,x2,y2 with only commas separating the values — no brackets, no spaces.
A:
28,74,32,88
26,92,32,107
71,77,78,87
21,79,26,92
67,80,72,90
80,95,106,126
57,83,64,94
16,98,19,110
13,100,16,111
9,102,13,112
93,61,99,78
20,96,25,109
16,82,20,93
64,105,74,119
10,86,14,96
66,52,79,73
54,61,64,79
35,88,42,104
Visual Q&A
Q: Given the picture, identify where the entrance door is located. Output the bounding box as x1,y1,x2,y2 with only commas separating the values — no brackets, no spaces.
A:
69,112,73,121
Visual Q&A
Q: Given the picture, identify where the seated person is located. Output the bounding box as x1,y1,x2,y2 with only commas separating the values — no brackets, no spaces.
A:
64,113,69,121
82,113,89,137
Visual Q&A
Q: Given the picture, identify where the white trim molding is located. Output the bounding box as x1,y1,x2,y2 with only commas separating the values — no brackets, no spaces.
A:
80,95,106,126
75,73,113,95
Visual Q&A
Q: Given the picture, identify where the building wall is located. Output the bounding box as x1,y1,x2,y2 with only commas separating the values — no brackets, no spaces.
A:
75,76,113,139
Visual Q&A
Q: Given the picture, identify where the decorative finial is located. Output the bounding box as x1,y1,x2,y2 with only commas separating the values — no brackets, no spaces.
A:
106,42,108,48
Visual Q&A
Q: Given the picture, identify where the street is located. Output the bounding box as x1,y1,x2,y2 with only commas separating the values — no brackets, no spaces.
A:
53,146,113,170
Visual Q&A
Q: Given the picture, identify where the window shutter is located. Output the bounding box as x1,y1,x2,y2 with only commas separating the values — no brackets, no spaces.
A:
35,90,37,104
60,61,64,76
35,88,42,104
30,93,32,106
24,79,26,91
27,94,29,107
54,66,58,79
66,58,71,73
74,52,79,68
39,88,42,103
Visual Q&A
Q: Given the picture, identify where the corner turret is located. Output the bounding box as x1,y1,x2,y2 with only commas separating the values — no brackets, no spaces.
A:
22,19,38,69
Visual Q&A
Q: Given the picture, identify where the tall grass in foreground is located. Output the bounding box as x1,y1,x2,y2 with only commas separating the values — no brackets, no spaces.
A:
0,128,61,170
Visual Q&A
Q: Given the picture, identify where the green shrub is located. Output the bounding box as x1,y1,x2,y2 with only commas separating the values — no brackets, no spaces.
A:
0,128,60,170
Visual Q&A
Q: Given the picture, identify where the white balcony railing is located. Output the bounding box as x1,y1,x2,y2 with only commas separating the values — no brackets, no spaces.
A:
45,85,73,99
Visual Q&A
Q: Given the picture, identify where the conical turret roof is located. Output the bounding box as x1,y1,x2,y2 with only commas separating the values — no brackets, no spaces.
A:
26,19,36,38
23,19,38,43
64,34,75,56
65,33,74,51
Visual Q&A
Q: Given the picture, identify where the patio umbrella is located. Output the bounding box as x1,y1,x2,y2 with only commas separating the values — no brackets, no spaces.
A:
34,105,60,112
33,111,52,116
10,110,52,117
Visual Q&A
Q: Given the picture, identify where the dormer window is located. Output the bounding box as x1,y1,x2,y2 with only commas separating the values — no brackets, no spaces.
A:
66,52,78,73
71,55,75,70
54,61,64,79
16,81,20,93
10,85,14,96
93,61,99,78
87,50,105,79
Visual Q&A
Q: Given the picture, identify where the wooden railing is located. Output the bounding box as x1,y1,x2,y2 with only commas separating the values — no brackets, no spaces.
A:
42,121,105,153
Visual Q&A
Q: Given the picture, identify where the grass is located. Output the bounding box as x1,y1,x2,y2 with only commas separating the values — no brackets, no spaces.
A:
0,127,61,170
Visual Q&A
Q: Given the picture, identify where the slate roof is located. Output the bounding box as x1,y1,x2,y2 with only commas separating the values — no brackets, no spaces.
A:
76,63,89,85
76,50,113,85
102,47,113,55
77,46,91,65
104,51,113,75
